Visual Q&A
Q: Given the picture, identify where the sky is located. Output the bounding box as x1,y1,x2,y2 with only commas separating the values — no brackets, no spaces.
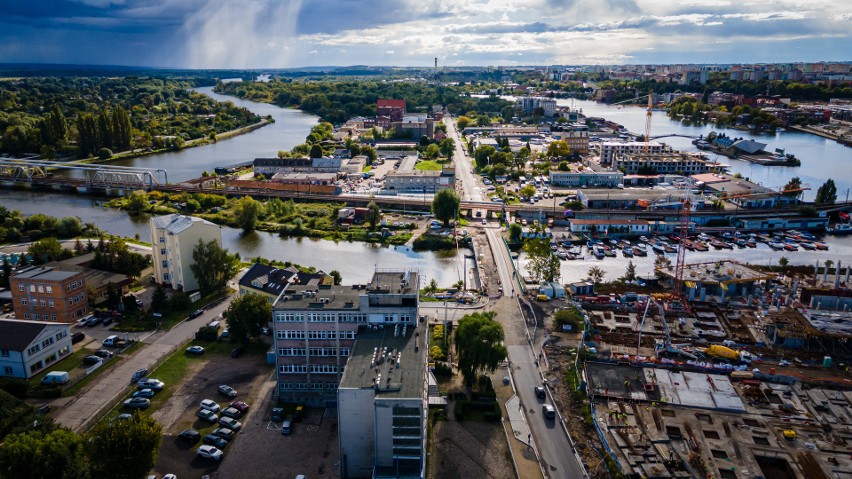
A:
0,0,850,68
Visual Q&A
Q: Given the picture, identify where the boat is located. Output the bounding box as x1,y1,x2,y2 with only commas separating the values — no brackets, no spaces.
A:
697,233,710,241
664,243,677,253
634,244,648,256
799,242,816,250
710,239,727,250
724,242,736,249
620,239,631,248
639,236,649,243
604,248,617,257
745,239,757,248
768,241,785,250
813,242,828,250
609,239,620,248
735,239,747,248
622,247,634,257
593,247,605,260
556,250,569,260
569,246,583,256
827,223,852,235
652,243,667,255
783,243,798,251
683,240,695,251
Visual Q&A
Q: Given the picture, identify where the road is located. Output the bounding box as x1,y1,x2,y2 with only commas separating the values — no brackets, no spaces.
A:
53,296,234,432
446,115,586,478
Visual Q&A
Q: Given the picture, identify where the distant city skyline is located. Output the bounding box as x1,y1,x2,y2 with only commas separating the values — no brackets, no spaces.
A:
0,0,850,69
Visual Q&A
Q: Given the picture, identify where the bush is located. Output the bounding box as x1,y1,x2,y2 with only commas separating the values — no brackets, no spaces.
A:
0,378,29,398
433,362,453,377
97,148,113,159
34,386,63,399
195,326,219,341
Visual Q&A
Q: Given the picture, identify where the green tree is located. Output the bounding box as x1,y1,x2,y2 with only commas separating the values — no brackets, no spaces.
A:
366,200,381,230
233,195,263,231
29,237,64,264
456,116,473,130
85,413,162,479
557,161,570,171
224,293,272,344
546,140,571,159
622,261,637,282
431,189,461,227
424,143,440,159
151,284,167,314
815,179,837,205
587,266,605,285
554,307,583,331
778,256,789,274
520,185,536,198
190,239,239,295
508,223,522,243
309,143,323,158
524,236,561,283
0,428,88,479
782,177,802,197
126,190,148,214
329,270,343,285
473,145,496,168
439,138,455,159
454,311,508,385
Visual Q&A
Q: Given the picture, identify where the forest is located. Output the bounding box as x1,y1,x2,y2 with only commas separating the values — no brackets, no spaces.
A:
214,79,511,124
0,77,262,157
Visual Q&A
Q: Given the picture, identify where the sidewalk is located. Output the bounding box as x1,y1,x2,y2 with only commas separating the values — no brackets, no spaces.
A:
492,368,544,479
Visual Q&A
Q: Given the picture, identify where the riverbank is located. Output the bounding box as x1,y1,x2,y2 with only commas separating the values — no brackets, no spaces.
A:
788,124,852,147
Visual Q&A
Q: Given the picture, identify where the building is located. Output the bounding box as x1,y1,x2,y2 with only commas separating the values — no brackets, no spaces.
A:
599,141,669,165
614,152,713,175
692,173,799,208
377,99,406,122
238,262,333,303
569,219,649,235
0,319,72,379
577,188,690,209
253,157,342,176
552,129,589,155
549,171,623,188
337,318,427,479
514,96,557,117
657,260,776,301
384,167,455,194
10,266,88,323
150,215,221,291
391,115,434,140
45,253,133,306
272,270,419,407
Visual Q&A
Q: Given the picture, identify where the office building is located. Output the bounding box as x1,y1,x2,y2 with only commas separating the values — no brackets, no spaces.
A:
0,319,72,379
10,266,88,323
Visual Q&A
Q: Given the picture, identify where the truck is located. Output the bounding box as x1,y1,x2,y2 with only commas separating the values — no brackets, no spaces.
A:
41,371,70,385
704,345,752,363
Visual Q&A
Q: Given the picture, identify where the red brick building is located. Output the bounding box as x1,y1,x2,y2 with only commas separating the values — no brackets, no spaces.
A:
376,99,406,122
10,266,89,324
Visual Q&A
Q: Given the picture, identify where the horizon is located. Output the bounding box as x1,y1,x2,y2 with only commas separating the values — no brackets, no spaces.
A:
1,0,850,69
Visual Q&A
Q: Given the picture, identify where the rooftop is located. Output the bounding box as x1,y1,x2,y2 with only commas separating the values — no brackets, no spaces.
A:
12,265,81,282
800,309,852,336
339,321,426,399
658,260,775,285
579,188,681,201
0,319,56,351
272,284,362,310
367,271,419,295
238,263,299,296
151,214,216,235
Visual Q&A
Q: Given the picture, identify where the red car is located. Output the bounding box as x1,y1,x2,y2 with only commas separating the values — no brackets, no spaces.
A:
229,400,249,413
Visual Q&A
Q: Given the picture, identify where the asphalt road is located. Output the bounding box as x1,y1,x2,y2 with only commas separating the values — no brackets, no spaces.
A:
448,115,586,478
53,296,235,432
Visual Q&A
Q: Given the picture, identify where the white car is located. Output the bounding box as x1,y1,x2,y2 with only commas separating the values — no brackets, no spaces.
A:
200,399,220,413
137,379,165,391
218,416,242,431
196,445,223,461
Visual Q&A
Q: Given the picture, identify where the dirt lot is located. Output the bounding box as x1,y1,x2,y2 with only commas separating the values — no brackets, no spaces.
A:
429,420,515,479
151,349,274,478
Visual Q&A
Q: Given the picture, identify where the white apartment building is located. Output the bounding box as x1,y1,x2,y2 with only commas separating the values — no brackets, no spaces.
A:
0,319,72,379
614,153,712,175
514,96,557,117
150,214,222,291
600,141,669,165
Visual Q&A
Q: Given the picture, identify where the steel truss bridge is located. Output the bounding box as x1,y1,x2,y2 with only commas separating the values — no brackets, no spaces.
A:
0,159,167,190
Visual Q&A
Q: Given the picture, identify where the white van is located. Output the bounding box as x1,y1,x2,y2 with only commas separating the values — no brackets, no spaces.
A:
102,335,119,347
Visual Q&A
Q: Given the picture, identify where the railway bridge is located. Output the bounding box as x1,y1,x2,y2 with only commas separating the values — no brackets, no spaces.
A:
0,158,167,190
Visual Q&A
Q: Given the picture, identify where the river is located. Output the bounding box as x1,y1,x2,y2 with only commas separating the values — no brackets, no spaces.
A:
1,87,467,286
492,95,852,202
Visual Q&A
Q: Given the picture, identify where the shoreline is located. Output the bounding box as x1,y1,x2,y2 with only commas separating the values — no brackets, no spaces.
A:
788,124,852,147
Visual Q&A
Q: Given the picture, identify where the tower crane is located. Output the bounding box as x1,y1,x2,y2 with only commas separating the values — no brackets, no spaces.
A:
643,90,653,154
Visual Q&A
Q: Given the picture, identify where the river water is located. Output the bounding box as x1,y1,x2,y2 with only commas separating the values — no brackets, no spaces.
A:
1,87,466,285
493,95,852,202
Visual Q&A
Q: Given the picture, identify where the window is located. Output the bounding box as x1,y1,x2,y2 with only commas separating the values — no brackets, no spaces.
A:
21,299,27,306
24,313,29,319
279,364,308,373
162,260,168,268
384,313,394,322
40,300,47,307
0,349,9,357
163,273,170,281
37,285,44,293
30,285,36,292
340,348,351,357
160,249,166,255
18,284,25,292
45,286,52,293
27,344,41,355
310,364,338,374
277,348,306,356
67,284,71,292
3,366,11,375
159,237,165,243
43,314,49,320
50,315,57,321
401,313,411,323
48,300,54,307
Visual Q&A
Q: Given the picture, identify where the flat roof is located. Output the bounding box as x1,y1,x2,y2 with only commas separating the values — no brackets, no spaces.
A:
801,309,852,335
580,189,679,201
12,265,80,281
368,271,419,295
659,261,774,285
339,322,426,399
273,284,362,310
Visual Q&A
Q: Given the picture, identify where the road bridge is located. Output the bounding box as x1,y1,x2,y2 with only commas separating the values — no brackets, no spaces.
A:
0,158,167,190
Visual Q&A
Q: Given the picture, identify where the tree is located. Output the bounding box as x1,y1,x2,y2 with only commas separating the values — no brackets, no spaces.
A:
366,200,381,230
554,307,583,331
85,413,162,479
0,428,88,479
224,293,272,344
815,179,837,205
232,195,263,231
454,312,508,385
587,266,605,285
329,270,343,285
654,255,672,279
439,138,455,159
782,177,802,197
546,140,571,159
456,116,473,130
431,189,460,227
520,185,536,198
524,236,561,283
190,239,239,295
151,284,167,313
424,143,440,159
309,144,323,158
622,261,637,282
508,223,522,243
29,237,64,264
778,256,789,274
126,190,148,214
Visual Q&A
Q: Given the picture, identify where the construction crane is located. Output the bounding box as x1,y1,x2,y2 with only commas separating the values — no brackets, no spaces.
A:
717,186,810,202
643,90,653,154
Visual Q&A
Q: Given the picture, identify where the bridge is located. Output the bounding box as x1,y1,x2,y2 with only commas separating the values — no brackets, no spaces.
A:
648,133,700,140
0,159,167,190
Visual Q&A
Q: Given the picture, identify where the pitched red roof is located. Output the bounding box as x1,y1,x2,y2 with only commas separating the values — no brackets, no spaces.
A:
377,99,406,109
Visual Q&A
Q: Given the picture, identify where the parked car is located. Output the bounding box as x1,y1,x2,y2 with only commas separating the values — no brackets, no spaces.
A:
71,332,86,344
200,399,220,413
94,349,114,359
280,419,292,435
76,315,92,327
130,368,148,383
228,400,249,413
196,445,223,461
271,407,285,422
221,407,242,419
133,388,156,399
123,398,150,410
86,316,102,327
230,347,244,358
218,416,242,431
212,427,235,441
178,429,201,443
82,355,102,365
220,329,230,339
188,309,204,319
185,345,205,355
196,409,219,423
137,379,165,391
218,384,237,398
202,434,228,449
134,297,144,308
